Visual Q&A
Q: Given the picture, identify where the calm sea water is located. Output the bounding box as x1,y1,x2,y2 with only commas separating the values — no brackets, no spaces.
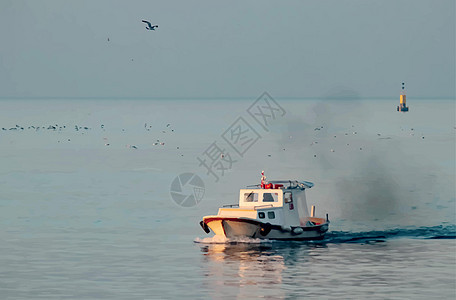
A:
0,98,455,299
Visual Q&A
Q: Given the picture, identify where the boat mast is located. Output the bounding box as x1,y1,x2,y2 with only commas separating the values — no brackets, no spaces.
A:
260,170,266,189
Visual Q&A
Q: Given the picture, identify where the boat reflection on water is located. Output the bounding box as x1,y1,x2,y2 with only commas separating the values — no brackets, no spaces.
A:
197,241,327,298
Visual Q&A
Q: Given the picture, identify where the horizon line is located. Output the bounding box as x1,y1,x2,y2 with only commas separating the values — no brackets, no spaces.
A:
0,95,454,100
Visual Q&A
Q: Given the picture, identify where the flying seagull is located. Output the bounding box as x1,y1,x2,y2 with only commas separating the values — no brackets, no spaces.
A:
142,20,158,30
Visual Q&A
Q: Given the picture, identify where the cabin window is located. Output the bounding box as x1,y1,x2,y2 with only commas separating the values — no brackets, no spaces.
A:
244,192,259,202
284,192,293,203
258,212,265,219
263,193,278,202
267,211,275,219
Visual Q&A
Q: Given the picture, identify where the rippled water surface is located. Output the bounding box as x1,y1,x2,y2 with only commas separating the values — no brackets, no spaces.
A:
0,99,455,299
1,226,455,299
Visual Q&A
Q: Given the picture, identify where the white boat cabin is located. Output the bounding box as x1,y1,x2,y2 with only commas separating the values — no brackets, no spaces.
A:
215,181,321,228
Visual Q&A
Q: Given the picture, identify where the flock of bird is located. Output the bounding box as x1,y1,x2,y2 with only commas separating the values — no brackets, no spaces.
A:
262,125,426,159
308,125,425,158
2,121,427,160
0,122,174,151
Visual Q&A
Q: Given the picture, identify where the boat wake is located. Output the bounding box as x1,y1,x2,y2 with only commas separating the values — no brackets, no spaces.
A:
194,225,456,245
322,224,456,244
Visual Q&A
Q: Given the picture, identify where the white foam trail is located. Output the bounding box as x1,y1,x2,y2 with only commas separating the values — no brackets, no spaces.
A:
194,235,271,244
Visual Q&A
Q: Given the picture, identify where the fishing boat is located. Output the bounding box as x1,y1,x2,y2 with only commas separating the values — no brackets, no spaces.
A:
199,172,330,240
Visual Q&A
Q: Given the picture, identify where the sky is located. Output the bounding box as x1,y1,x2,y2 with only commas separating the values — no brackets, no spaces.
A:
0,0,454,99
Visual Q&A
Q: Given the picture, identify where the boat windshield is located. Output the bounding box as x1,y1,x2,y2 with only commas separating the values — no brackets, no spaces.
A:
244,192,259,202
263,192,278,202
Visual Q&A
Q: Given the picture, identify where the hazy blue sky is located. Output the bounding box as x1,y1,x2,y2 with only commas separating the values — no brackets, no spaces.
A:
0,0,454,98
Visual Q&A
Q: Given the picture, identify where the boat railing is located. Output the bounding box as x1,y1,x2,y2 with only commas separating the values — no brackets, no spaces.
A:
254,204,274,210
246,180,313,190
222,204,239,208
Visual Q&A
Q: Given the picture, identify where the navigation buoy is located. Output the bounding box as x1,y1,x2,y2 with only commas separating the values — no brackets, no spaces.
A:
397,82,409,112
